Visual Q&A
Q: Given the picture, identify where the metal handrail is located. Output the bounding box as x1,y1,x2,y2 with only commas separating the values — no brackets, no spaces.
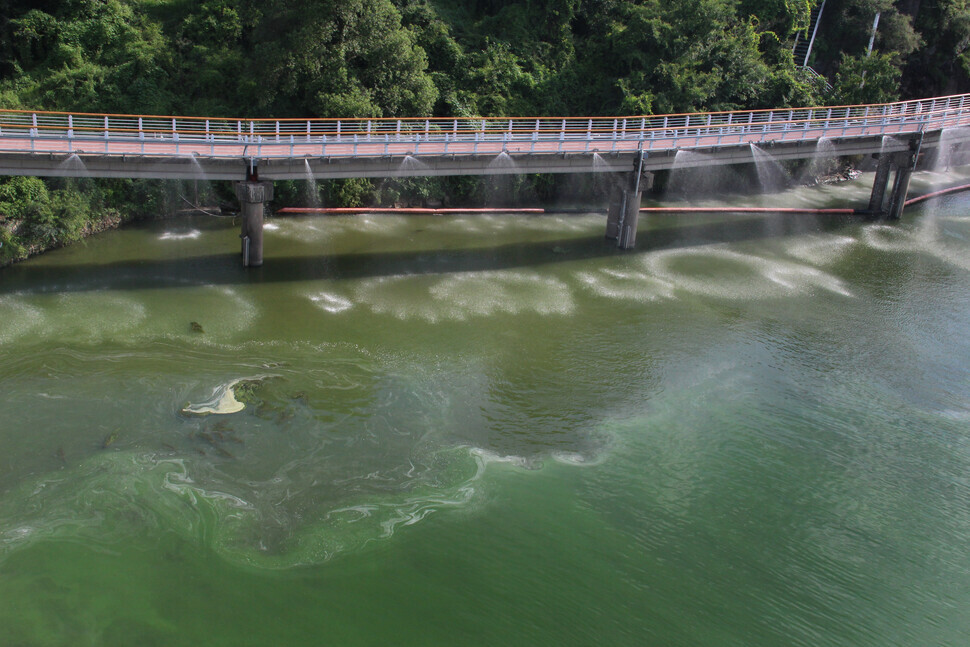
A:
0,93,967,159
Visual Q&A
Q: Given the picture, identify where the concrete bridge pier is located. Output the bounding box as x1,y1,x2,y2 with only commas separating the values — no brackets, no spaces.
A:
605,151,651,249
886,164,914,220
868,137,920,220
605,186,627,241
234,180,273,267
617,184,643,249
868,154,894,214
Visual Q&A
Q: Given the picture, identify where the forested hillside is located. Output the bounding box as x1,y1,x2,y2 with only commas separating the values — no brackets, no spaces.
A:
1,0,968,264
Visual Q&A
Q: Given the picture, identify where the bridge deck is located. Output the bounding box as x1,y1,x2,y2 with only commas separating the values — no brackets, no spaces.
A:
0,94,968,180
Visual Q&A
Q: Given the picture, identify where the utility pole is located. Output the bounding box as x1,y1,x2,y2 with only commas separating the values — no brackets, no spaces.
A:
860,11,881,89
867,12,881,56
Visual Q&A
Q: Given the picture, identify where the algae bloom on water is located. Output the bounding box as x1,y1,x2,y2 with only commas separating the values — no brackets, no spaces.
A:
181,378,268,416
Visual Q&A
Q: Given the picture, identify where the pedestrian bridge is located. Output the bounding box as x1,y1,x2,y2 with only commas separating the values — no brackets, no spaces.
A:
1,93,969,262
1,93,968,180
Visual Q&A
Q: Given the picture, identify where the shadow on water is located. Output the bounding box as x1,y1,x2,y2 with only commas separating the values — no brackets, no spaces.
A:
0,213,863,294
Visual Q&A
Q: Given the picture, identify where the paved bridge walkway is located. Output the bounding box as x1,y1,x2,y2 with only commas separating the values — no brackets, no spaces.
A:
1,94,969,262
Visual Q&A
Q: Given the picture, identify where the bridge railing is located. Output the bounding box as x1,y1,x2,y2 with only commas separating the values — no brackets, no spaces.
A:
0,94,968,158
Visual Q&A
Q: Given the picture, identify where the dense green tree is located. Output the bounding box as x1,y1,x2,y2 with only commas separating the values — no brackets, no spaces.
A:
243,0,437,117
813,0,920,102
3,2,173,113
574,0,785,114
738,0,817,37
833,51,903,104
903,0,970,96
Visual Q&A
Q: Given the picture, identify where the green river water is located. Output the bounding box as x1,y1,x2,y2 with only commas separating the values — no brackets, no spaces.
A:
1,171,970,646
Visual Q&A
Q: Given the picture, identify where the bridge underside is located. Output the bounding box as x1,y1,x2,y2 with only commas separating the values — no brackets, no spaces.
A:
0,130,960,181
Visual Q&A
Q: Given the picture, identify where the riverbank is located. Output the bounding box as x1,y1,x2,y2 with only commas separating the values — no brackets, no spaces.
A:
0,176,174,268
1,210,123,267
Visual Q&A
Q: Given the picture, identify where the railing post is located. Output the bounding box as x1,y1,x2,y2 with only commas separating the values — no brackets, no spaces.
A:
104,116,109,139
276,121,280,142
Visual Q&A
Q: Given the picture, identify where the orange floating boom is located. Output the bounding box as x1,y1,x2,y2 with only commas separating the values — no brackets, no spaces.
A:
903,183,970,206
277,207,547,215
638,207,856,214
276,192,970,218
277,206,860,216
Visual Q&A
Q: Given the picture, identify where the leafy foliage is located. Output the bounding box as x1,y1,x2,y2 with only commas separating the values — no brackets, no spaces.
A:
833,52,902,104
